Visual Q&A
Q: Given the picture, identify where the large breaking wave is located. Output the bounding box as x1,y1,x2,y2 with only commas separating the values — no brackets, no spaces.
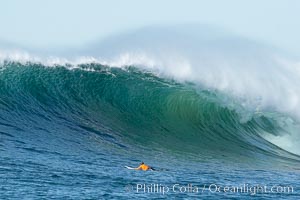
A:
0,61,299,164
1,26,300,166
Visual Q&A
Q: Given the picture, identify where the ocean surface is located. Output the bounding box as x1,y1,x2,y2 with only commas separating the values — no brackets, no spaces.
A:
0,60,300,199
1,25,300,199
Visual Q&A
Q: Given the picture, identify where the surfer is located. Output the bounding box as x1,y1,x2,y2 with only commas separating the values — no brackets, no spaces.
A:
135,162,154,171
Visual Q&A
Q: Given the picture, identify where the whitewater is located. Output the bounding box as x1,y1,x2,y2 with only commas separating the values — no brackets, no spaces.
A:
1,26,300,199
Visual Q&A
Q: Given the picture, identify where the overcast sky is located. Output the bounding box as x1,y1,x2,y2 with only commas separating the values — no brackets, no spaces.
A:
1,0,299,55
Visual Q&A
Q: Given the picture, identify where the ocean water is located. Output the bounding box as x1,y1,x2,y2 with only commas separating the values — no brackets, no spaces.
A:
0,61,299,199
1,26,300,199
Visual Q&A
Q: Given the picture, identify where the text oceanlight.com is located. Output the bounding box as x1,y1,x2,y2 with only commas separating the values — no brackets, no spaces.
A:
125,183,294,195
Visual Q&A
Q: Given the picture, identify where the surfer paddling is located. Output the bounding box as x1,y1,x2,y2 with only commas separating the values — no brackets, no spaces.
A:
135,162,155,171
125,162,156,171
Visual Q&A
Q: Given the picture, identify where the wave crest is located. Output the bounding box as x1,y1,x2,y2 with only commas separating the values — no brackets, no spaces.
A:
0,62,300,160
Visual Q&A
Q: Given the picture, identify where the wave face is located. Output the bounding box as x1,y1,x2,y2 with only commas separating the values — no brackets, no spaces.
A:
1,61,300,167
